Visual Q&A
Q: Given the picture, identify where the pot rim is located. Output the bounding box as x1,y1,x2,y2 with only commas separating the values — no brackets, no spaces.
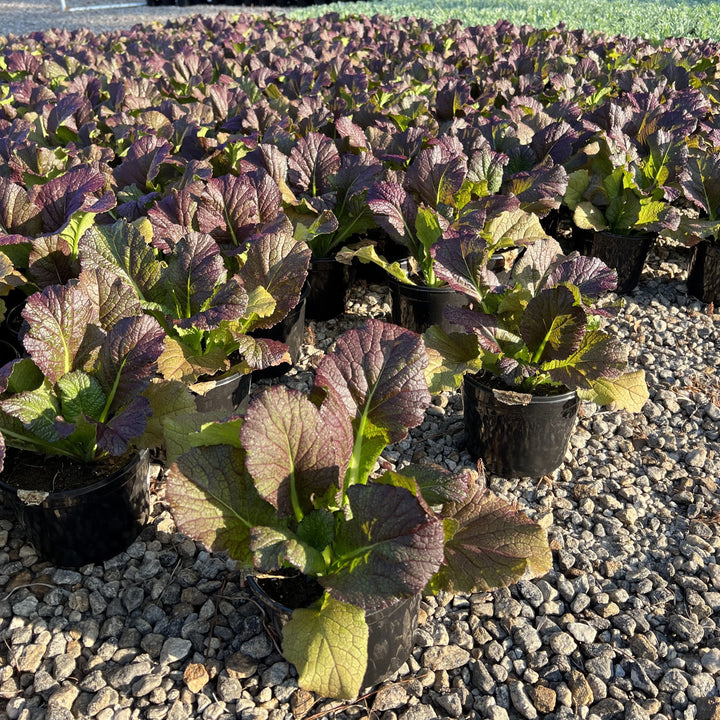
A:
466,370,577,404
0,448,149,505
592,229,657,242
247,573,417,620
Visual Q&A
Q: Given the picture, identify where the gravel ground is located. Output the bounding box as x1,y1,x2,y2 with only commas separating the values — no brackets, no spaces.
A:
1,0,279,38
2,6,720,719
1,240,719,720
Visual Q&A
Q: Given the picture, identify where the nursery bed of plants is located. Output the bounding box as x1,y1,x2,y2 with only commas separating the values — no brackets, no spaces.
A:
0,9,719,720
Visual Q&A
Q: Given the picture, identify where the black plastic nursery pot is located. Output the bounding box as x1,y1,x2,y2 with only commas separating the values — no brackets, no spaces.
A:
686,239,720,305
193,372,252,415
251,283,310,381
589,230,655,294
306,256,356,321
0,450,150,568
390,279,468,334
463,372,579,478
247,573,421,691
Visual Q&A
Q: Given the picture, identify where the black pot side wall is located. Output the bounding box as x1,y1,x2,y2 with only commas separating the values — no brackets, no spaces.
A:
687,240,720,305
306,257,356,321
247,575,421,691
590,231,655,294
463,374,580,478
390,281,468,335
0,450,150,568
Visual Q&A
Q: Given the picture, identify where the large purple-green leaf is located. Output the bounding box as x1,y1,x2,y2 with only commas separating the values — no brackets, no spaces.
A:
32,166,114,234
405,138,467,208
22,284,101,383
80,219,162,303
95,314,164,413
431,233,499,302
680,151,720,220
95,395,150,456
314,319,430,444
519,286,587,362
76,268,143,329
196,172,283,247
547,255,617,297
0,178,42,236
431,476,551,593
239,385,353,518
166,444,278,567
162,232,226,318
288,132,341,196
322,482,445,610
544,328,627,389
113,135,181,190
504,164,568,215
27,234,80,289
511,236,565,296
367,181,419,248
236,215,311,329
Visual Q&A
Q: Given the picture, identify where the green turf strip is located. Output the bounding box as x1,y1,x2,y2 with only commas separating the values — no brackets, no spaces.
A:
284,0,720,43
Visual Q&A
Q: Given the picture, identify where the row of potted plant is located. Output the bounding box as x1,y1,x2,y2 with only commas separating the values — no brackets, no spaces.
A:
0,197,651,700
0,12,672,704
1,14,720,307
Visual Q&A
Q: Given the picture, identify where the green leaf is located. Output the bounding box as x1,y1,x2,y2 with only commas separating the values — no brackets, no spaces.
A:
250,526,327,575
483,209,548,246
573,202,608,231
282,593,369,700
166,444,278,567
139,379,197,451
297,509,336,552
430,478,551,594
606,191,641,233
336,243,414,285
544,328,627,390
423,325,483,394
581,370,649,412
56,371,106,422
564,169,590,211
2,359,43,394
244,286,276,320
0,383,60,444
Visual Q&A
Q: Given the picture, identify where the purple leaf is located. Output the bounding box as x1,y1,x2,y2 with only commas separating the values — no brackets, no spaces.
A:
22,284,101,383
315,319,430,444
547,255,618,297
405,138,467,208
113,135,180,190
162,232,226,318
0,178,42,236
434,475,551,593
239,385,353,518
95,395,150,456
32,166,115,234
95,314,165,413
236,215,311,329
321,482,445,610
519,286,587,362
166,444,278,567
288,132,341,196
432,234,499,302
367,181,418,247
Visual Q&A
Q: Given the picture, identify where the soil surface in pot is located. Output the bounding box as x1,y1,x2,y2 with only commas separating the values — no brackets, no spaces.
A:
477,372,570,398
255,571,325,610
1,448,135,493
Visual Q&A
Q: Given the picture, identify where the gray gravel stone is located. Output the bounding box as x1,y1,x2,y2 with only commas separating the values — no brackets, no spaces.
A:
159,638,192,665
